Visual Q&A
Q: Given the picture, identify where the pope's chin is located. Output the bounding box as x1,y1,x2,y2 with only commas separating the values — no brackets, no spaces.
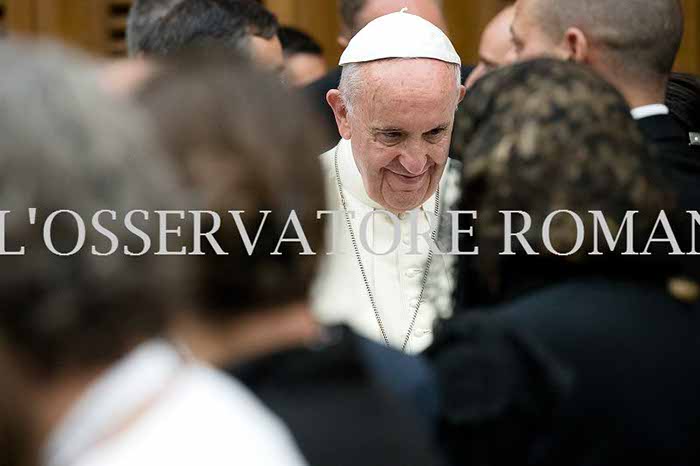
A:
381,171,433,213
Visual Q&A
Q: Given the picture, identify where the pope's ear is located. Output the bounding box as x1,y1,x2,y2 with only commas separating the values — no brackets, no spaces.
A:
457,84,467,104
327,89,352,140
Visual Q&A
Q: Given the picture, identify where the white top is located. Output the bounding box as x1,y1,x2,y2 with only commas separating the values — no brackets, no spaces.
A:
311,138,458,354
43,340,307,466
630,103,669,120
339,9,461,66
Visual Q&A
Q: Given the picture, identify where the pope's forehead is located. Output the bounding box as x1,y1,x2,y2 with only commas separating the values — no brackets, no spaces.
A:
358,60,458,115
362,58,455,85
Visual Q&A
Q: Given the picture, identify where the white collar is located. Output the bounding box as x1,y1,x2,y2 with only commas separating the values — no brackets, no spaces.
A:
336,137,443,214
630,104,669,120
43,339,185,466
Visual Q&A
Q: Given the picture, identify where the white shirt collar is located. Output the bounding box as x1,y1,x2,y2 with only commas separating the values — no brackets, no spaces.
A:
43,339,184,466
630,104,669,120
336,137,443,214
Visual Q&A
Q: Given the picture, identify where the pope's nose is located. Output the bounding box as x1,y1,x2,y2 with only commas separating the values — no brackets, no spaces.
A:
398,153,429,175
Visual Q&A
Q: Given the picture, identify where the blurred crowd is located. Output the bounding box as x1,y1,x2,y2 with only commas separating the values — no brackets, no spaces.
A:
1,0,699,465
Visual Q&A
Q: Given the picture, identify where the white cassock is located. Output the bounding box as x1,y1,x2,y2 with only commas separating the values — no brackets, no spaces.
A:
311,138,461,354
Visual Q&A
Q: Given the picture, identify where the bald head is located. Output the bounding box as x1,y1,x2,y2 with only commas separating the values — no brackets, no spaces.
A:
465,5,515,89
338,0,446,47
513,0,683,80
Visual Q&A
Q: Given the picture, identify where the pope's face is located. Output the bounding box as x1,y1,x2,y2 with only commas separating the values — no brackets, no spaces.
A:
342,59,463,213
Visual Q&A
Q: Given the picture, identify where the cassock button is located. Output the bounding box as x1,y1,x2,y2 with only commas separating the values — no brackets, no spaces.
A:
398,212,407,221
405,268,421,278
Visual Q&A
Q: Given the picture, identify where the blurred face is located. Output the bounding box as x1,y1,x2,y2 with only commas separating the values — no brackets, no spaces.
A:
510,0,566,62
466,5,515,89
249,35,285,74
332,59,465,213
340,0,447,47
284,53,327,87
99,57,157,97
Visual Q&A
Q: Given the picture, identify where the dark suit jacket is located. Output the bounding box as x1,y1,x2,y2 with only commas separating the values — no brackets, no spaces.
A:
429,277,700,465
637,114,700,210
303,65,474,153
227,326,445,466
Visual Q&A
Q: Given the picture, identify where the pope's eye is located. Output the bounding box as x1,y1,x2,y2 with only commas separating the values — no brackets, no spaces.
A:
426,128,446,138
377,131,403,143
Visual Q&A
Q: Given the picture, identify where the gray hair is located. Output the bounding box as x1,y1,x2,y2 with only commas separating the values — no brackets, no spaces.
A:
534,0,684,80
338,58,461,115
127,0,185,56
0,41,187,375
136,0,279,61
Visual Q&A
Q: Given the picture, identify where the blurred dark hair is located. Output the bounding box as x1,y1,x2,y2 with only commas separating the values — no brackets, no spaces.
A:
137,51,326,321
0,41,188,377
452,59,678,305
666,72,700,132
138,0,278,58
279,26,323,57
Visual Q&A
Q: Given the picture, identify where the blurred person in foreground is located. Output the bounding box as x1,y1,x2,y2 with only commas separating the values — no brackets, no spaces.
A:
98,56,157,97
138,0,284,73
0,354,35,466
508,0,700,209
137,52,444,466
314,10,466,353
0,41,306,466
279,26,327,87
305,0,471,151
430,59,700,465
464,3,515,89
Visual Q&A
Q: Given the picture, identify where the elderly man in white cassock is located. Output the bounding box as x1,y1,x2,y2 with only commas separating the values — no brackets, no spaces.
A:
311,9,466,354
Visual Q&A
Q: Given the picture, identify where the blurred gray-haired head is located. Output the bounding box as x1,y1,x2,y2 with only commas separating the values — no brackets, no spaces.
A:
0,40,188,377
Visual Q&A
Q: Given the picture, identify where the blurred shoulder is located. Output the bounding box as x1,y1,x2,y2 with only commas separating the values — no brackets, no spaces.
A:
74,363,307,466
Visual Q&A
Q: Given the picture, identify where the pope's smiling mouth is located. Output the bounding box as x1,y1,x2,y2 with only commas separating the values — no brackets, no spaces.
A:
385,169,430,189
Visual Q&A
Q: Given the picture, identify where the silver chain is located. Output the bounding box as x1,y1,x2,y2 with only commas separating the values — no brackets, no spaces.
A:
334,146,440,352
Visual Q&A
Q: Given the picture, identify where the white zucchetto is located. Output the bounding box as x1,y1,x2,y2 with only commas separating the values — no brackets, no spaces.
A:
339,8,461,66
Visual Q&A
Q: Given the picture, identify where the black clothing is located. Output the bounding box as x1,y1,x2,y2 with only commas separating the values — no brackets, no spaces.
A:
430,263,700,466
303,65,474,153
302,66,343,152
227,326,445,466
637,114,700,209
437,59,700,465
